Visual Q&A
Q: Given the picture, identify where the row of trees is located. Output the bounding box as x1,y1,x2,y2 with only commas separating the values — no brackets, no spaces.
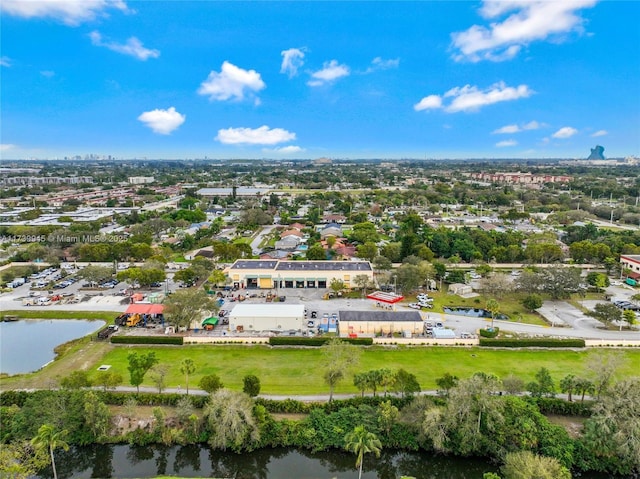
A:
5,373,637,477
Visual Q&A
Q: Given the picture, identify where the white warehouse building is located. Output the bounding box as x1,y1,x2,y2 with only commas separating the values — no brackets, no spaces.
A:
228,304,305,333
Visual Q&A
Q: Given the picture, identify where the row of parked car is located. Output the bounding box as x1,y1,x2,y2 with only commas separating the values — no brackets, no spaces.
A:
613,299,640,311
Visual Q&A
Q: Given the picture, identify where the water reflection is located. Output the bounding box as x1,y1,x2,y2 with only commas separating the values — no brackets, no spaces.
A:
0,319,105,374
46,445,500,478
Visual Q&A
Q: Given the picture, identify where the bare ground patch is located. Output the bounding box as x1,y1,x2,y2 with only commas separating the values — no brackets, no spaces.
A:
545,414,586,439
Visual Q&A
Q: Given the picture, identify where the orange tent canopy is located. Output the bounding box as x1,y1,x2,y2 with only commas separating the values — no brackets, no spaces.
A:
125,303,164,315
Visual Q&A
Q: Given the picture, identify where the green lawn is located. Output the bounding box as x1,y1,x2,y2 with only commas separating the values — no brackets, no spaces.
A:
404,291,548,326
92,345,640,395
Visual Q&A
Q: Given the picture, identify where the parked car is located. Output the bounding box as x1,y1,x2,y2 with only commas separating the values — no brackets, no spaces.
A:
408,303,421,309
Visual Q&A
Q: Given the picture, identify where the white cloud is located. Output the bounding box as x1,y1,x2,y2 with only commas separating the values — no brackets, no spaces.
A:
307,60,350,86
416,83,532,113
413,95,443,111
493,124,521,134
496,139,518,147
216,126,296,145
280,48,305,78
0,144,17,151
364,56,400,73
198,61,265,101
137,107,185,135
1,0,129,26
493,120,543,134
90,31,159,60
40,70,55,78
1,56,12,67
263,145,304,154
552,126,578,139
451,0,598,62
591,129,608,137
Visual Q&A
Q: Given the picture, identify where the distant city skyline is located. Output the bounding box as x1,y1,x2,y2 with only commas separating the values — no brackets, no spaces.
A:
1,1,639,160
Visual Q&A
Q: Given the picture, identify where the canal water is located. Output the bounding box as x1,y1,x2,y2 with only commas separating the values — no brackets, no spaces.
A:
39,444,617,479
42,444,501,478
0,319,104,375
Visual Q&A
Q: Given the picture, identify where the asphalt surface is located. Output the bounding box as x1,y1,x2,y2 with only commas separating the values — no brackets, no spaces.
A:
3,276,639,340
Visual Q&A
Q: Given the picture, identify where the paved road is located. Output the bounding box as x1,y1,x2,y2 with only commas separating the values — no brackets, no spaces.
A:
250,225,276,255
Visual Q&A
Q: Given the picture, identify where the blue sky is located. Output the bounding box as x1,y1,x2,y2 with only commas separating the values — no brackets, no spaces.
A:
1,0,639,160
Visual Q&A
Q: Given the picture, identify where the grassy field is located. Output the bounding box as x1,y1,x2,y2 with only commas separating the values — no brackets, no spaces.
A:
404,291,550,327
83,344,640,395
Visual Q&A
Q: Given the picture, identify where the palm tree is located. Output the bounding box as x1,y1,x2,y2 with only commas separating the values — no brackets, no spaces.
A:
31,424,69,479
486,298,500,330
344,425,382,479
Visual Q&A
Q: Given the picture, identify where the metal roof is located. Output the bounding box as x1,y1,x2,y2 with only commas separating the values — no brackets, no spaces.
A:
338,310,422,322
229,303,305,318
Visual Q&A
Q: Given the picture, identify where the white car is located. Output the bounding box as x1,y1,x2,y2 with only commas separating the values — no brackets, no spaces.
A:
611,280,623,286
408,303,421,309
469,273,482,279
416,294,430,302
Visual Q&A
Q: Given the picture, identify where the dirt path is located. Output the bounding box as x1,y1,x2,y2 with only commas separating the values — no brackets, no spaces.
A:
0,340,114,391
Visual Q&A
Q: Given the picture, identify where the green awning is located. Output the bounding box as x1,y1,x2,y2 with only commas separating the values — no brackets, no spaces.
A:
201,317,219,326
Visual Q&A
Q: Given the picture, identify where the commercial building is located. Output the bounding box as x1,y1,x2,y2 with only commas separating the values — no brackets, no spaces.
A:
128,176,155,184
226,260,374,290
620,255,640,281
228,304,305,332
338,310,423,337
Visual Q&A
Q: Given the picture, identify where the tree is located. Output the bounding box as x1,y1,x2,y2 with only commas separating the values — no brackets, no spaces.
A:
480,274,515,300
365,369,383,397
586,350,627,399
377,400,399,436
353,372,368,397
76,265,113,285
574,377,595,403
353,274,373,297
582,378,640,475
322,339,361,401
623,309,637,330
329,278,346,294
393,369,421,398
486,299,500,330
521,294,543,312
421,373,504,456
199,373,224,394
559,374,578,402
502,375,525,395
588,302,622,329
60,370,92,389
242,374,261,397
150,364,170,393
203,389,259,451
0,440,48,479
94,370,122,392
356,241,378,262
180,358,196,394
305,243,326,260
30,424,69,479
127,351,158,393
343,425,382,479
164,288,218,330
501,451,571,479
586,272,609,291
527,367,555,398
395,263,423,294
436,373,459,397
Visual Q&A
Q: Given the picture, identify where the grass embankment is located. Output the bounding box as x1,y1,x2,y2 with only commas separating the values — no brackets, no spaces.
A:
1,310,116,322
89,345,640,395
